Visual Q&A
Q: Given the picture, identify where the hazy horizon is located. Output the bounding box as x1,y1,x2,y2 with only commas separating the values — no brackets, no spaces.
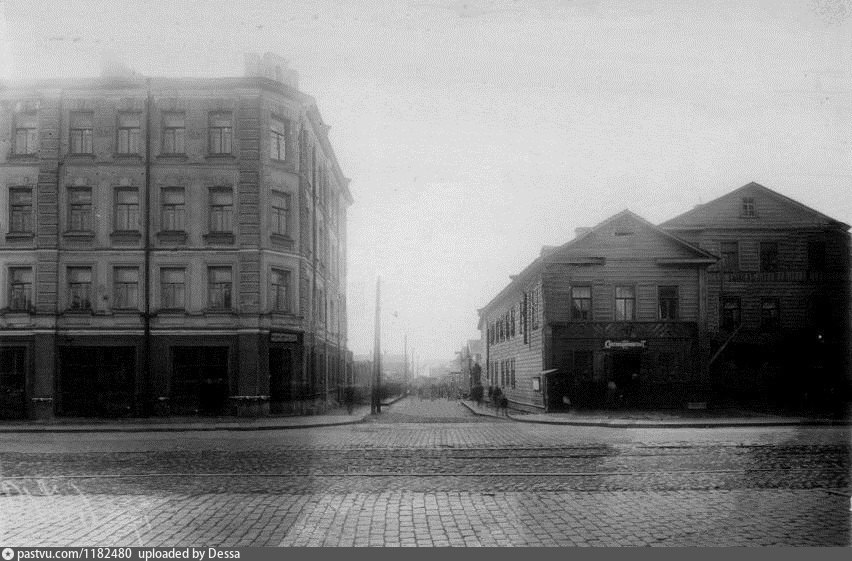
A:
2,0,849,362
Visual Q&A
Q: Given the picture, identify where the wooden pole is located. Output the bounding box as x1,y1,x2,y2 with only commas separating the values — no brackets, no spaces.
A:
372,277,382,414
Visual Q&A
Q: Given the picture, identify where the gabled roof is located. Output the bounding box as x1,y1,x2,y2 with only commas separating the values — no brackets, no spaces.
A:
476,209,718,328
661,182,850,230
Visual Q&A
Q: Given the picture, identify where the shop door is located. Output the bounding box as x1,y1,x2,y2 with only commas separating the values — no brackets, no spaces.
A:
269,348,294,413
171,347,229,416
607,352,642,408
0,347,27,419
58,347,135,417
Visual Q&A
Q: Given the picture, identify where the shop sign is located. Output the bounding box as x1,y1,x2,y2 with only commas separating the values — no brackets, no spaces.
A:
270,333,298,343
604,339,646,350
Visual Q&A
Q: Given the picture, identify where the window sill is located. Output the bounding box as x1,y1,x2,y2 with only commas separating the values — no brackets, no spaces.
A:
157,153,188,159
205,153,236,160
110,230,142,242
270,233,295,249
113,153,142,159
8,152,38,160
4,232,35,241
203,232,235,245
204,309,237,316
63,231,95,240
66,153,95,159
111,308,141,314
156,230,187,244
63,309,94,315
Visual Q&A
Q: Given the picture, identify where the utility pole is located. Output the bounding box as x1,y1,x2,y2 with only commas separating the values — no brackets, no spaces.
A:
403,334,408,387
371,277,382,414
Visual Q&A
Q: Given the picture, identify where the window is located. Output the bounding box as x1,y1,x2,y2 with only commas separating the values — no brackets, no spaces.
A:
161,188,185,231
8,267,33,311
69,112,93,154
759,242,779,272
531,287,540,330
269,116,287,161
209,190,233,232
500,361,505,387
117,113,141,154
509,307,516,337
162,112,186,154
270,269,290,312
113,189,139,231
208,267,232,309
722,297,741,330
510,358,516,389
615,286,635,321
208,112,232,155
574,350,594,381
741,197,756,217
571,286,592,320
113,267,139,309
0,347,26,396
807,241,826,272
720,241,739,271
160,268,186,309
14,112,38,155
68,188,93,232
519,298,525,336
9,188,33,233
658,286,679,320
67,267,92,311
760,299,780,331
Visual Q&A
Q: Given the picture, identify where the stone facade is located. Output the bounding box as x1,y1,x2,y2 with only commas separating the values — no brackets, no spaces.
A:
0,58,352,419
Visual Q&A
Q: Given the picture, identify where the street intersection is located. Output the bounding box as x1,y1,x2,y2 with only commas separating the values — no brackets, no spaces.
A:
1,398,849,546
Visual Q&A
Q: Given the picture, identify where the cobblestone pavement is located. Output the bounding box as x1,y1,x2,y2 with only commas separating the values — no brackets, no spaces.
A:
1,398,850,546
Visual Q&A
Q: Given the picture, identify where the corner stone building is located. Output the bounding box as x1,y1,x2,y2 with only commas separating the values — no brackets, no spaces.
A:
0,55,353,419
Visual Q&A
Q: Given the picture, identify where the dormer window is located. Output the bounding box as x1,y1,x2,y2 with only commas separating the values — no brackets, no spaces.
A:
741,197,756,217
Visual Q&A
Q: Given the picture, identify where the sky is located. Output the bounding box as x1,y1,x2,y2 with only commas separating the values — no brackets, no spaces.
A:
1,0,850,362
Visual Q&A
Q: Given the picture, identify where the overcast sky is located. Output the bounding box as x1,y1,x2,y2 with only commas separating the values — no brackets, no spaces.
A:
1,0,850,362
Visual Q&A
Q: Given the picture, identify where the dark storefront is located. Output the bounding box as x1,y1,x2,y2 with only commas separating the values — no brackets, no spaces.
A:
57,346,136,417
269,332,301,413
169,346,230,416
0,345,27,419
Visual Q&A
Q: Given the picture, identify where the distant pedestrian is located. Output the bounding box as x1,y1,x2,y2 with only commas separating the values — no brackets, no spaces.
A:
344,385,355,414
492,386,502,410
499,395,509,416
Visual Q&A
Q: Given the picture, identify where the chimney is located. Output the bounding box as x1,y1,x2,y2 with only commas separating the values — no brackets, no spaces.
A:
575,227,592,238
244,52,299,90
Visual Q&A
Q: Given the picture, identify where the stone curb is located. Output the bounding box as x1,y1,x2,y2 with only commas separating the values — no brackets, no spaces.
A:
0,411,372,434
459,400,851,428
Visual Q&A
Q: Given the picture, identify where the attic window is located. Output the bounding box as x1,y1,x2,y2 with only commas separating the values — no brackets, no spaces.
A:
742,197,756,217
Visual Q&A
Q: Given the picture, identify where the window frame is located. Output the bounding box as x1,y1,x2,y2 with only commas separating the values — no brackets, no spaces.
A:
113,188,140,232
614,285,636,321
759,241,779,273
721,297,741,330
67,187,93,232
160,267,187,311
208,188,234,233
741,197,756,218
807,240,826,272
270,268,291,313
207,266,233,310
112,266,140,310
8,267,33,311
570,285,592,320
208,112,233,155
161,112,186,155
116,112,142,155
719,241,739,272
8,187,34,234
658,285,679,321
269,115,287,161
160,187,186,232
66,266,93,311
13,112,38,155
69,111,94,155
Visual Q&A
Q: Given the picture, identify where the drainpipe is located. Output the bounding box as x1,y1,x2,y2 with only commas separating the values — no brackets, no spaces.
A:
143,78,152,415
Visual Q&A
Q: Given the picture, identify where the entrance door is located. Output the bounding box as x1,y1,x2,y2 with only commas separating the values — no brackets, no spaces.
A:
607,352,642,408
269,348,293,413
171,347,229,416
58,347,135,417
0,347,27,419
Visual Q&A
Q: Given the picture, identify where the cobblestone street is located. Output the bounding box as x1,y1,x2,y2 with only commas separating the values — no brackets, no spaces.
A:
1,398,850,546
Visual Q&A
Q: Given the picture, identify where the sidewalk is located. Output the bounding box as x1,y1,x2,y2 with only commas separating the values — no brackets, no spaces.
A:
0,405,374,433
460,400,852,428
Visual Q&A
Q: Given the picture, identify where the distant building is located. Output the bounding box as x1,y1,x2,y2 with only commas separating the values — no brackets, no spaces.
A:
0,53,353,419
661,182,851,408
458,339,482,392
479,210,716,411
